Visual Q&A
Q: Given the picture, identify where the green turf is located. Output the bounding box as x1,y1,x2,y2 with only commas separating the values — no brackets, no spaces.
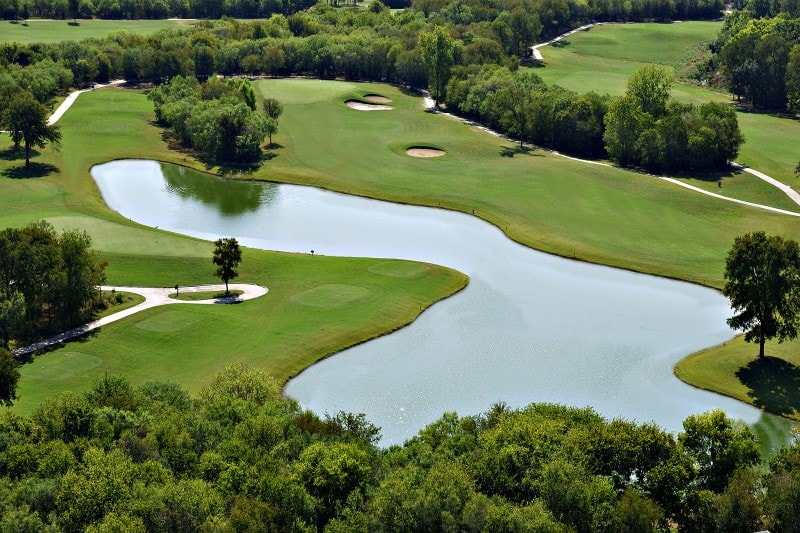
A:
0,18,196,44
1,86,467,414
254,78,800,289
533,21,800,198
676,336,800,423
95,291,145,319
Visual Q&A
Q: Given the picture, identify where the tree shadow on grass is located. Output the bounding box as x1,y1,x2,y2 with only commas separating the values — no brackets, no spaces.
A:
500,145,540,158
735,356,800,418
0,147,22,161
2,162,59,179
669,167,742,183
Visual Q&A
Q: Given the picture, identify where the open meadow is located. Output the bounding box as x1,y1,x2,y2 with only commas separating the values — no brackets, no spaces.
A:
0,18,195,43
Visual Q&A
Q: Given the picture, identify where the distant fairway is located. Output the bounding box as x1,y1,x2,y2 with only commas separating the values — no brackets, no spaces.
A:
0,18,195,43
533,20,800,193
534,22,723,100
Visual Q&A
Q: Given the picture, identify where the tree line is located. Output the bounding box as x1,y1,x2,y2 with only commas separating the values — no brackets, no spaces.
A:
0,363,797,532
0,0,317,22
0,221,106,348
445,63,744,170
148,75,279,164
714,0,800,112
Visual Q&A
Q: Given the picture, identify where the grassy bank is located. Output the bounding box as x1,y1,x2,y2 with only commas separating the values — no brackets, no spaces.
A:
0,87,467,414
253,78,800,289
676,337,800,424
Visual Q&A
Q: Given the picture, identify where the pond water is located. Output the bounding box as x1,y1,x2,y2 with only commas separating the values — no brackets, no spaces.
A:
93,160,784,445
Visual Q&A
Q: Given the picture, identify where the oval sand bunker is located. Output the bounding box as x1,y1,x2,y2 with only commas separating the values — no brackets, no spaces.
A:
345,100,393,111
406,146,445,158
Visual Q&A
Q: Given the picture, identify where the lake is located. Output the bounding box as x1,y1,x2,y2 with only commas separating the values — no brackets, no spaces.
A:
93,159,785,445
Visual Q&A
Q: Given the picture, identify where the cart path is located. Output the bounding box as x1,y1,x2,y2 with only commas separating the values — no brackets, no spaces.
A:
47,79,126,125
12,283,268,358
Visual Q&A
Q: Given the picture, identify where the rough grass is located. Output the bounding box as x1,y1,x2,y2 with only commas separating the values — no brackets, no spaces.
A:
0,18,195,44
1,87,467,414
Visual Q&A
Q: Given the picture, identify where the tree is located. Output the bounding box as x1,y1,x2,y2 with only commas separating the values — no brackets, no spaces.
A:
626,64,674,118
723,232,800,358
418,26,456,107
262,97,283,121
212,237,242,296
0,347,20,407
7,90,61,167
679,410,760,493
603,94,653,167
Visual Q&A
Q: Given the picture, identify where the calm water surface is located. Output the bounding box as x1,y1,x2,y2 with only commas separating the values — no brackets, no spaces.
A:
94,160,781,445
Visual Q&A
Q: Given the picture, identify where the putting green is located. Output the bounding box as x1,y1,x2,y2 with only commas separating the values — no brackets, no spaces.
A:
368,260,431,278
22,351,103,382
290,284,370,308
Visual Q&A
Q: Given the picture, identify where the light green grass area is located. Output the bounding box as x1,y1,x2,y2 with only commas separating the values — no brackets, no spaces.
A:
169,290,244,301
532,20,800,209
0,18,195,44
255,78,800,288
534,22,724,103
1,86,467,413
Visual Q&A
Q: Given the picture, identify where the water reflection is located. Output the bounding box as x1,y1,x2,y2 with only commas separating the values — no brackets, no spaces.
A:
160,163,277,216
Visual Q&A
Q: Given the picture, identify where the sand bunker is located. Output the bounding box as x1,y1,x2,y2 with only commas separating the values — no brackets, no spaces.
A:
363,94,392,103
345,99,393,111
406,146,445,158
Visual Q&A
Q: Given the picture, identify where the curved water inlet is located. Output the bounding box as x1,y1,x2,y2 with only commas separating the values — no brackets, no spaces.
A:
93,160,788,445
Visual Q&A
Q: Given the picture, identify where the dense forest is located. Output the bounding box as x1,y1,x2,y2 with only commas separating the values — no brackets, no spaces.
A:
714,0,800,112
0,221,107,347
1,364,799,532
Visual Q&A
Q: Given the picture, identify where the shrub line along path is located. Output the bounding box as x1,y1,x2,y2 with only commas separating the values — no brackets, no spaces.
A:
12,284,269,358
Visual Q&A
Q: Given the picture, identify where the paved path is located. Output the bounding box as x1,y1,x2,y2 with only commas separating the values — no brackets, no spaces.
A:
47,79,126,125
531,23,598,60
12,283,268,357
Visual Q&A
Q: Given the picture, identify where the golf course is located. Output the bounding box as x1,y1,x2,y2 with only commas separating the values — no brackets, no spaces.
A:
3,19,800,441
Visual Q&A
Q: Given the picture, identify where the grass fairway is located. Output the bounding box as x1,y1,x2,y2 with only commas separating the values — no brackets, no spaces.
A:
533,21,800,191
0,86,467,414
534,22,723,102
3,76,800,427
0,18,195,44
254,78,800,288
